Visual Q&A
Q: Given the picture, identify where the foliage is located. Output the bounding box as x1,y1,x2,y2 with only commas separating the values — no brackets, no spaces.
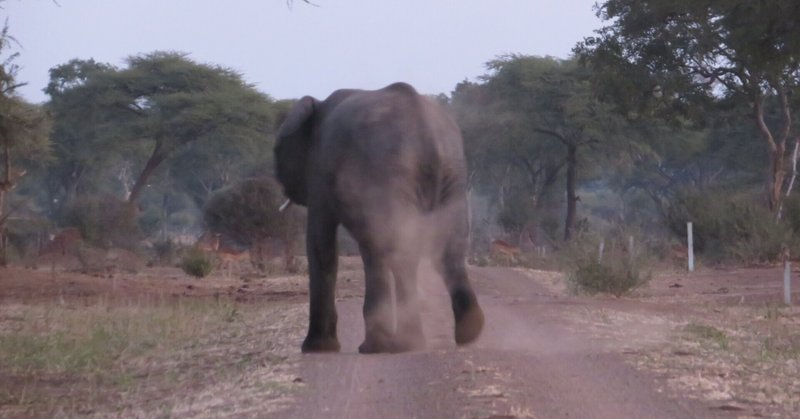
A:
577,0,800,212
453,55,621,241
0,20,52,265
58,195,138,249
204,178,305,245
180,247,214,278
665,189,793,263
42,58,121,211
45,52,276,210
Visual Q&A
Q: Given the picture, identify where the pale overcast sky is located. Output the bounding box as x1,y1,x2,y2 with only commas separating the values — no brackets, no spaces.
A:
5,0,602,103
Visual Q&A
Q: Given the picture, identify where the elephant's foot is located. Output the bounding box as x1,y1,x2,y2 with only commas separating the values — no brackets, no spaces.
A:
301,335,341,353
358,327,395,354
359,331,426,354
394,316,427,352
453,293,484,345
388,336,426,353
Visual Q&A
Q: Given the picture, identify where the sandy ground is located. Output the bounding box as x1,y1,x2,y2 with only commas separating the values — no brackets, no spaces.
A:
1,260,798,418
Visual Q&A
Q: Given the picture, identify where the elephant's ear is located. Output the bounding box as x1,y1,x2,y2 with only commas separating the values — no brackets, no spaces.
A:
278,96,316,137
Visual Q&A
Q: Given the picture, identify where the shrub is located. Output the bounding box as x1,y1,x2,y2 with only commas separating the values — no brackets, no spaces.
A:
665,189,794,264
204,178,305,272
562,231,651,297
568,259,649,297
59,196,140,249
181,248,214,278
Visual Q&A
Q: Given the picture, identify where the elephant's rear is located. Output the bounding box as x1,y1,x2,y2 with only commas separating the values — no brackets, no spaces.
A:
326,83,469,251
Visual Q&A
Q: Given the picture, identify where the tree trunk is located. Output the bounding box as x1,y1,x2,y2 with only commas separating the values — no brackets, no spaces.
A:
0,141,10,266
0,189,6,267
127,142,167,210
564,144,578,241
62,164,85,210
755,91,792,214
768,143,787,213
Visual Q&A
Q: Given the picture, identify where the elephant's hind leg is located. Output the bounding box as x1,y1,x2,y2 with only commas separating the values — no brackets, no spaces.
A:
391,256,426,352
436,236,484,346
358,247,398,354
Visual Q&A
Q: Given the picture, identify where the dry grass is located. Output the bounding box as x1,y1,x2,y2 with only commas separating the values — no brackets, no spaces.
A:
0,296,307,417
641,305,800,415
561,297,800,416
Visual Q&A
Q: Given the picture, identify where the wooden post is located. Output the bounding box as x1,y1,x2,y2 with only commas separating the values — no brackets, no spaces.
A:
687,222,695,272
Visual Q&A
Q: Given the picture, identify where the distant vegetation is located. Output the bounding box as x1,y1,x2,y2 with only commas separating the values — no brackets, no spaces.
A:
2,1,800,275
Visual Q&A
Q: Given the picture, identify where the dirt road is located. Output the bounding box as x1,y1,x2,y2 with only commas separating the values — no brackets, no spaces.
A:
283,266,722,418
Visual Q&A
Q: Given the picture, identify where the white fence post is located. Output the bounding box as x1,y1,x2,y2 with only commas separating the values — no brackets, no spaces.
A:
598,238,605,263
785,252,793,306
687,222,695,272
628,235,635,265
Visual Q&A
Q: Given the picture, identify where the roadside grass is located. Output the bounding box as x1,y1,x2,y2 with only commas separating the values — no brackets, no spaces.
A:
680,306,800,359
683,322,730,350
1,298,241,376
0,296,306,416
567,297,799,415
658,305,800,414
757,305,800,360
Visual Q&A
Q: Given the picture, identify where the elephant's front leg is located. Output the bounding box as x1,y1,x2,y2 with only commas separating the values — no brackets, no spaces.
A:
358,247,397,354
302,208,341,353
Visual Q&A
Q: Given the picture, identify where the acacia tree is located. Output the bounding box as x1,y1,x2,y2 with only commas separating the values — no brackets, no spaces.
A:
576,0,800,214
46,52,275,212
0,22,50,265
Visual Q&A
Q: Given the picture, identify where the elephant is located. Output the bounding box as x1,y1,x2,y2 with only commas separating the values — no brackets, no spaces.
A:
274,82,484,354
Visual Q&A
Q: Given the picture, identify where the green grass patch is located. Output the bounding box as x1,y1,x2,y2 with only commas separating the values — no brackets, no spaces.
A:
181,247,215,278
761,333,800,359
0,298,244,378
684,322,729,350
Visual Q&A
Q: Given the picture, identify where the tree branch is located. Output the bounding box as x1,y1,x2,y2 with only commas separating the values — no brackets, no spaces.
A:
754,96,777,152
532,127,569,145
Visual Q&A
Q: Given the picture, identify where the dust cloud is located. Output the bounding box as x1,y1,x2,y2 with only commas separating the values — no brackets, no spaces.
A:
356,195,466,351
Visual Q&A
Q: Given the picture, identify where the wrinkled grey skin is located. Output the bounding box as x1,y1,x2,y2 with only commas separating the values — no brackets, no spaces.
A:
275,82,484,353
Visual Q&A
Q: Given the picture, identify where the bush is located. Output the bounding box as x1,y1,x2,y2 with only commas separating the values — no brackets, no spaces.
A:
181,248,214,278
561,231,651,297
568,259,649,297
665,189,794,264
59,196,140,249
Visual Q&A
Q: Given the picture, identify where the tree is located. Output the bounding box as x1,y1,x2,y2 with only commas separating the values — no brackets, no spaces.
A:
576,0,800,214
462,56,618,240
0,21,51,265
46,52,276,213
